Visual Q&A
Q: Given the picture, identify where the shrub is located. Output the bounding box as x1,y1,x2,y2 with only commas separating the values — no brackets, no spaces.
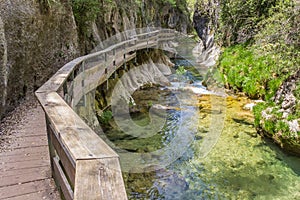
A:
71,0,101,35
98,110,113,125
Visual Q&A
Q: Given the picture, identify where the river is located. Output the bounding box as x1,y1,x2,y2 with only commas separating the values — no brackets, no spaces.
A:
99,59,300,199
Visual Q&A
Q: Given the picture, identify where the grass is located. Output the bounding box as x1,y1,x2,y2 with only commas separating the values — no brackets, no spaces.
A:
219,44,288,100
218,43,299,152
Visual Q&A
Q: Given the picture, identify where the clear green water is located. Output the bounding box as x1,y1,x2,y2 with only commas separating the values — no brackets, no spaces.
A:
101,63,300,200
105,94,300,200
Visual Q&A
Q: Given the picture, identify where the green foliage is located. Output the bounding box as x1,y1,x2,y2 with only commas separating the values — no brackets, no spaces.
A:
176,65,187,75
71,0,101,35
216,0,299,152
253,101,299,141
166,0,177,6
147,101,153,107
98,110,113,125
219,45,288,99
217,0,294,46
253,102,266,127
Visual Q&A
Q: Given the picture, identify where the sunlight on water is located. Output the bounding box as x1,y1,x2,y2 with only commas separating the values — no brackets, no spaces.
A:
101,60,300,200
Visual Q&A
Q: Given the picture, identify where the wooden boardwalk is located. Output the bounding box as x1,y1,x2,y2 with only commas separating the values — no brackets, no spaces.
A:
0,99,60,200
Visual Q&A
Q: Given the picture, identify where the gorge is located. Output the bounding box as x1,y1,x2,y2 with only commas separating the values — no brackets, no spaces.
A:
0,0,299,199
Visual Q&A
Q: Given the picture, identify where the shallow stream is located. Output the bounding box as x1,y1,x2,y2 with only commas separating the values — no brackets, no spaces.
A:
101,60,300,199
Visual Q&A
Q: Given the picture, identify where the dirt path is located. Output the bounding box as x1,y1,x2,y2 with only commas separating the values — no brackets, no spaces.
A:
0,97,60,200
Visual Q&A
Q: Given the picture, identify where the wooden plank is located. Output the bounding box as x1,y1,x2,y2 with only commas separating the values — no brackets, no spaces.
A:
74,158,127,200
9,137,48,149
33,29,177,200
0,159,49,171
5,190,59,200
13,133,46,138
36,38,136,94
72,52,136,106
12,135,48,144
37,92,118,160
53,157,74,200
0,166,50,187
133,30,159,38
0,166,49,177
0,179,55,199
0,151,48,163
48,122,76,186
36,57,85,93
0,146,49,157
36,29,174,94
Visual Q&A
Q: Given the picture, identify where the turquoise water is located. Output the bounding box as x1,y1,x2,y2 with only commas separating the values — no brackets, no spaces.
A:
99,61,300,200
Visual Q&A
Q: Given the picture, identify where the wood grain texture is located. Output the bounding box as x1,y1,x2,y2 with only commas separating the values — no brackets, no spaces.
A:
0,104,59,199
48,122,76,186
0,179,57,200
53,157,74,200
74,158,127,200
38,92,118,160
34,29,177,199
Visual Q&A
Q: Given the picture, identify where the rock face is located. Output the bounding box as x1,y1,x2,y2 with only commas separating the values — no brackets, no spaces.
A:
0,0,79,118
79,0,192,53
258,70,300,156
0,0,192,119
273,70,300,108
0,17,7,117
192,0,220,69
193,0,219,50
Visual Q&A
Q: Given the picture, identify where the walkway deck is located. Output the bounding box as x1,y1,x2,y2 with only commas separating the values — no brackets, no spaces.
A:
0,98,60,200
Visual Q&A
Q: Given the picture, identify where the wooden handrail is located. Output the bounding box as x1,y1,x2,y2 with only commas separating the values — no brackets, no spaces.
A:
35,28,177,200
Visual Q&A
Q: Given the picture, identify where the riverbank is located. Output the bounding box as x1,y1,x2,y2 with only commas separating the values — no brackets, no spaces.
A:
209,44,300,156
194,0,299,156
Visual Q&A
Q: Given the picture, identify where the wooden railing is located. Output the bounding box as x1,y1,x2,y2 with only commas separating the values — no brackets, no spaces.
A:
35,28,178,200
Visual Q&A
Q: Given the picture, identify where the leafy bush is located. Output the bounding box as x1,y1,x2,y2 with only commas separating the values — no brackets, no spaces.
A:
98,110,113,125
71,0,101,35
217,0,294,46
219,45,287,99
176,65,187,75
215,0,299,154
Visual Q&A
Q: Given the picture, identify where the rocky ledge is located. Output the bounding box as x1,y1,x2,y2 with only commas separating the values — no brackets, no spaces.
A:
256,70,300,156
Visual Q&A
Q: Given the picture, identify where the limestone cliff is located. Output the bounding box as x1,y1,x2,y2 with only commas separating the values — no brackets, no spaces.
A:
0,0,79,118
75,0,192,53
0,17,7,117
0,0,192,119
193,0,219,49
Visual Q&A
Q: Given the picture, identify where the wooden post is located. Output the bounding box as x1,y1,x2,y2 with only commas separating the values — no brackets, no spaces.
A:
63,82,69,104
45,115,56,174
36,28,179,200
123,44,127,70
113,49,117,79
81,61,86,107
147,39,149,51
104,52,109,91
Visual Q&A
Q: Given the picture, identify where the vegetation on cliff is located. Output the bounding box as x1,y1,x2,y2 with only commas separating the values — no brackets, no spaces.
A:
71,0,192,53
205,0,300,155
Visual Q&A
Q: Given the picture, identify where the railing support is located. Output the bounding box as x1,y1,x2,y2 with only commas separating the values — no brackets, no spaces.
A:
35,28,178,200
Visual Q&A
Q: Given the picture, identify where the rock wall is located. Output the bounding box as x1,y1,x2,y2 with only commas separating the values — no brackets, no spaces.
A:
193,0,219,49
258,70,300,156
0,17,7,117
78,0,192,53
0,0,192,119
0,0,80,118
192,0,220,69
